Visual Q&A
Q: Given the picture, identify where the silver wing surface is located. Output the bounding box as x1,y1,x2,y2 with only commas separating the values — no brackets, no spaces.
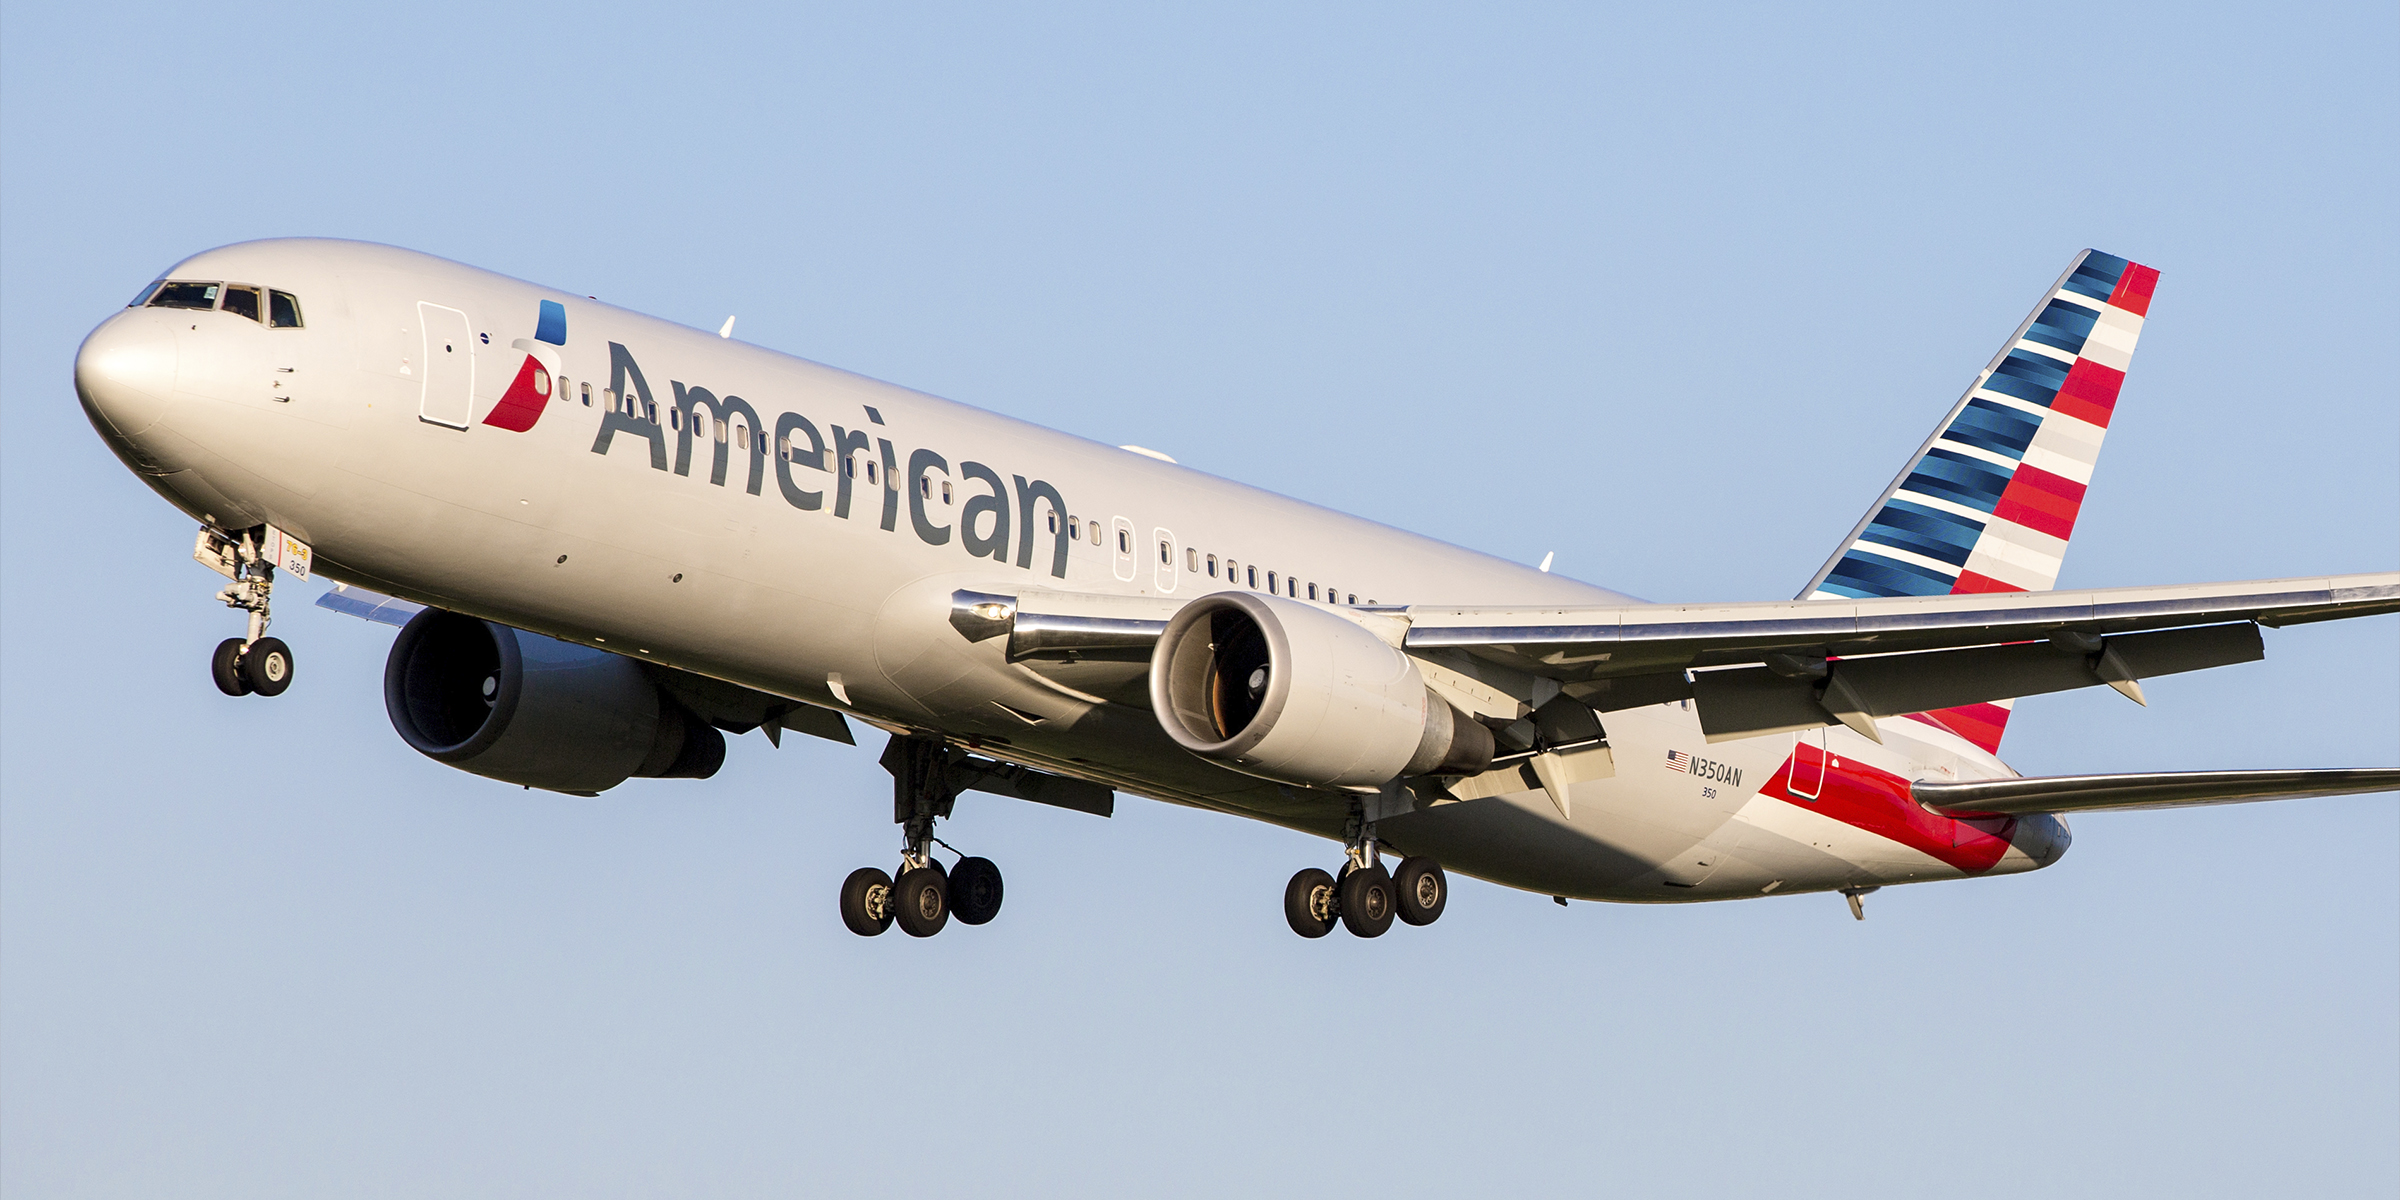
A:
1401,572,2399,742
980,572,2397,744
1916,769,2400,816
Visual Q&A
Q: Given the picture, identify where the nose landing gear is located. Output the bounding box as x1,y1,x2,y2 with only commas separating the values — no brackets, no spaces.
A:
197,526,297,698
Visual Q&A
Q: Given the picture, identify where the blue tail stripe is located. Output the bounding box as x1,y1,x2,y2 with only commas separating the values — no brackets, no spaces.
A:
1904,450,2013,509
1825,551,1957,597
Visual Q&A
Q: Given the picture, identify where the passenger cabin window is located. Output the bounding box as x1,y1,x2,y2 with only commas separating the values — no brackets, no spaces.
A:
1047,512,1060,534
580,382,592,407
1089,520,1102,546
1307,583,1318,600
1206,553,1217,577
269,290,303,328
1267,571,1278,593
147,281,219,310
1287,576,1298,597
1246,565,1257,588
1118,529,1132,554
1158,540,1170,566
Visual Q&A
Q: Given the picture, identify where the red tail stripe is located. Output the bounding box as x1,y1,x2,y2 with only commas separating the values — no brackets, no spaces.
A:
2109,262,2160,317
1907,703,2011,753
2050,358,2125,428
1951,569,2025,594
1990,464,2086,540
1762,749,2016,873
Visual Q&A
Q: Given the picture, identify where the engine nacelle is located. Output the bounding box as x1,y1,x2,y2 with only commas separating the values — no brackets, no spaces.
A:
384,609,724,794
1149,592,1491,789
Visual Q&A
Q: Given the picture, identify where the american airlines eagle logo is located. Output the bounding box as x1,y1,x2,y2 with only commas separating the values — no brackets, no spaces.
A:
481,299,568,433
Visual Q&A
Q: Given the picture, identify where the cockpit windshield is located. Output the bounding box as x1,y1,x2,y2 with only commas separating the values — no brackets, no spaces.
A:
221,285,262,322
140,279,304,327
148,281,219,310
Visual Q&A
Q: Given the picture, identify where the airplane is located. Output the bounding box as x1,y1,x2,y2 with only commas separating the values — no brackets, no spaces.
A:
74,240,2399,939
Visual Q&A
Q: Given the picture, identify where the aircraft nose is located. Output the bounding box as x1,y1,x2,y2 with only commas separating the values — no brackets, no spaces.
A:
75,313,178,438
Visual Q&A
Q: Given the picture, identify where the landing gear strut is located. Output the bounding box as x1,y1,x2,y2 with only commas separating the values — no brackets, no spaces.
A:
1282,800,1448,940
837,735,1007,938
197,526,295,697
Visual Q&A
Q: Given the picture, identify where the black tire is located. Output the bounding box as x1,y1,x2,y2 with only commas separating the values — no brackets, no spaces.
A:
242,636,294,696
211,638,252,696
1338,864,1395,938
839,866,894,937
949,856,1004,925
892,866,949,938
1284,867,1337,939
1394,856,1448,926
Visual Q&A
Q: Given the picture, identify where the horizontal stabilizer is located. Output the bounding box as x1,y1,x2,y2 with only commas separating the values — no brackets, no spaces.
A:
1915,768,2400,816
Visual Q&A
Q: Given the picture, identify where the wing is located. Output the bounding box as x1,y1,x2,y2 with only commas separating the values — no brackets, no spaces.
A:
973,572,2397,743
1404,572,2399,742
1916,768,2400,816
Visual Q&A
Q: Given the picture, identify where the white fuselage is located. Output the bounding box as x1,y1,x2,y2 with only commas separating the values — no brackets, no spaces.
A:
76,239,2067,904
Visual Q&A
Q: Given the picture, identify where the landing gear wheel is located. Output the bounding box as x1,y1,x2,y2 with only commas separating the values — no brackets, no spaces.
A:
211,638,252,697
1393,856,1447,926
241,636,294,696
1284,867,1337,939
949,856,1004,925
892,866,950,937
1338,864,1395,938
840,867,895,936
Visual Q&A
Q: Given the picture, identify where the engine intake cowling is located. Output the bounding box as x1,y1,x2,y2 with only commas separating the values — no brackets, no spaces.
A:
1149,592,1491,789
384,609,724,794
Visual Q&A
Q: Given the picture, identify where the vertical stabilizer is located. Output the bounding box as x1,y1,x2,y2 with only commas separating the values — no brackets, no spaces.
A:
1799,249,2159,750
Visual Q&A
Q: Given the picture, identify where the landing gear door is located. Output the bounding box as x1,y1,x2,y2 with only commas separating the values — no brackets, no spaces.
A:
416,302,475,429
1788,727,1827,799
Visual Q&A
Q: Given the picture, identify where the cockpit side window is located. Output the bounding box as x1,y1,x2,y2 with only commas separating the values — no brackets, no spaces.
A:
147,281,219,310
221,285,263,322
268,290,302,328
127,280,164,307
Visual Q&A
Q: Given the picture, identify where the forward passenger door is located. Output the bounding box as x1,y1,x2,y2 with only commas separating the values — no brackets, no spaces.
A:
416,302,475,428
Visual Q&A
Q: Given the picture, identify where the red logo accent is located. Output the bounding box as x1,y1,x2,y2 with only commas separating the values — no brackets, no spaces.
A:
482,354,552,432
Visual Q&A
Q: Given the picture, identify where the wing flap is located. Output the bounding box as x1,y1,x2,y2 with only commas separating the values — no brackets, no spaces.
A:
1916,769,2400,816
1688,623,2261,742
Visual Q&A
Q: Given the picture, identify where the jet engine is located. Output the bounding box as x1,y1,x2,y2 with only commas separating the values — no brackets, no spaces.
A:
1149,592,1491,789
384,609,724,794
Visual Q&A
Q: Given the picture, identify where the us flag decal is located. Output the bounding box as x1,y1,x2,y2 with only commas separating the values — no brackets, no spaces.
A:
1665,750,1690,773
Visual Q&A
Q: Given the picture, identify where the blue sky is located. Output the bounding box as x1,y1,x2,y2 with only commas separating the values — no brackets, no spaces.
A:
3,3,2394,1195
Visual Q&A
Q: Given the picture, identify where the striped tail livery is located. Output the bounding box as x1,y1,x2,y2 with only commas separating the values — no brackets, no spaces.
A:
1799,249,2160,750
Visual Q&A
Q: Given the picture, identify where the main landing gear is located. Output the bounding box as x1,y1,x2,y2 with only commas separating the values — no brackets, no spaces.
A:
839,736,1007,939
1284,805,1449,939
197,526,295,698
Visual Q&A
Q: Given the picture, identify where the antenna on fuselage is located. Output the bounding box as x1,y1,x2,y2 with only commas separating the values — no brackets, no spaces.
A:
718,315,736,339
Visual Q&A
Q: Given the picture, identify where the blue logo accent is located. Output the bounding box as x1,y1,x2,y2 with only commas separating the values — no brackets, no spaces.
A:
535,300,567,346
